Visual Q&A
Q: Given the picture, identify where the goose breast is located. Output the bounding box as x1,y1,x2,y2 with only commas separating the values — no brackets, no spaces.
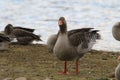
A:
53,33,78,61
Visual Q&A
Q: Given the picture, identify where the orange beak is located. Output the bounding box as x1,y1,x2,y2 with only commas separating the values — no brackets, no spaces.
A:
58,20,63,26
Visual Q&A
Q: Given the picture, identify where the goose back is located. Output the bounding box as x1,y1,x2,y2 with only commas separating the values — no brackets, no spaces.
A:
13,27,34,33
4,24,35,35
11,29,41,44
112,22,120,41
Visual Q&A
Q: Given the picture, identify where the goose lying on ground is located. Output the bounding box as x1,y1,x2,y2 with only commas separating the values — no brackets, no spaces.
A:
11,29,42,45
4,24,42,45
47,17,101,75
4,24,34,35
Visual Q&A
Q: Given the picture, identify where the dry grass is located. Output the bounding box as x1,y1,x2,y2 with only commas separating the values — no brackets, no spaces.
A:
0,44,119,80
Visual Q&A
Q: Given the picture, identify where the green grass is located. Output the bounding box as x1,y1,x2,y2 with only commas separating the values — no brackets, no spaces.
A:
0,44,119,80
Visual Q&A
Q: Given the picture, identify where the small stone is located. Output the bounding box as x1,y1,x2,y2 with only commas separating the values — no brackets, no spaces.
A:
96,78,109,80
102,52,107,55
15,77,27,80
102,58,108,60
3,78,13,80
44,77,51,80
109,72,115,78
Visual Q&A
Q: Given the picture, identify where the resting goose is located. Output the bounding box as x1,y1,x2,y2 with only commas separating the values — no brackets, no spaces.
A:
0,34,10,50
4,24,35,35
47,17,101,75
4,24,42,45
11,29,42,45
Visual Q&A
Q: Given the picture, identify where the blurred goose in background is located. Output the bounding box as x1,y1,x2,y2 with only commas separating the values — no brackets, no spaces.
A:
4,24,42,45
112,22,120,80
0,33,10,50
47,34,58,52
11,29,42,45
4,24,35,35
115,63,120,80
112,22,120,41
47,17,101,75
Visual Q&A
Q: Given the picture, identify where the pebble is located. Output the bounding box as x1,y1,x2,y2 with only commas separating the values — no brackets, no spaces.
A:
3,78,13,80
15,77,27,80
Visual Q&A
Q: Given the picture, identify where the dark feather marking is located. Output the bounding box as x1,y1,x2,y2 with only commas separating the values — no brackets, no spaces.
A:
68,28,100,48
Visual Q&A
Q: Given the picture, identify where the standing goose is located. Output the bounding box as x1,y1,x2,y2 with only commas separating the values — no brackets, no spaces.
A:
47,17,101,75
4,24,35,35
0,33,10,50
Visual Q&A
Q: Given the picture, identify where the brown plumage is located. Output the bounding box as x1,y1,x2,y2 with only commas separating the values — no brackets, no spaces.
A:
4,24,42,45
47,17,100,74
11,29,41,45
0,33,10,50
0,33,10,42
4,24,35,35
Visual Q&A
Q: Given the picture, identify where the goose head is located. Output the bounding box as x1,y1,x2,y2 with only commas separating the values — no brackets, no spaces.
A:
58,17,67,33
4,24,14,35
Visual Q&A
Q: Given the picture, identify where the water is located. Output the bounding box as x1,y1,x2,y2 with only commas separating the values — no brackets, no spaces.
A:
0,0,120,52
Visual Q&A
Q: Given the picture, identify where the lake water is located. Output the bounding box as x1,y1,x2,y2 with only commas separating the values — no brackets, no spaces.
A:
0,0,120,52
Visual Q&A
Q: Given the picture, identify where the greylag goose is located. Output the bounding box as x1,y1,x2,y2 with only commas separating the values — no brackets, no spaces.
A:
4,24,42,45
47,17,101,75
112,22,120,41
115,63,120,80
47,34,58,52
4,24,35,35
11,29,42,45
0,34,10,50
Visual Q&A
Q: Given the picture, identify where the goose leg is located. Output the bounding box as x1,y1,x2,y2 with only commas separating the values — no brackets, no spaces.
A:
58,61,68,74
76,60,79,75
64,61,68,73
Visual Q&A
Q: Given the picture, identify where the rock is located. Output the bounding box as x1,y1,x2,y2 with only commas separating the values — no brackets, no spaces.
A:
44,77,51,80
96,78,109,80
102,58,108,60
3,78,13,80
109,72,115,78
15,77,27,80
